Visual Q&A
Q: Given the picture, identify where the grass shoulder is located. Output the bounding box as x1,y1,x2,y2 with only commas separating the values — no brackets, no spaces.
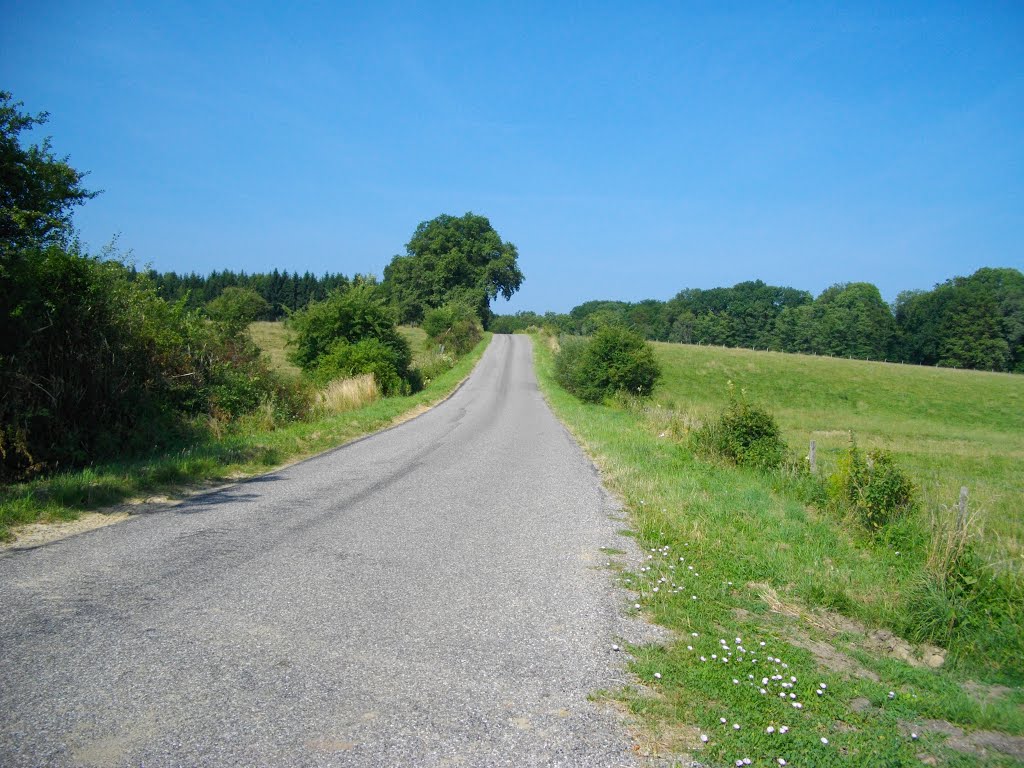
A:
0,333,491,544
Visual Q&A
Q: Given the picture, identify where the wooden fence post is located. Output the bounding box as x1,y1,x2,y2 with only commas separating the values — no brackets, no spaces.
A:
809,439,817,474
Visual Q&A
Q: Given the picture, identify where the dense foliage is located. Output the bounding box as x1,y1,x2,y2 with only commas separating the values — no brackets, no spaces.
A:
0,94,307,480
286,284,414,395
554,326,661,403
494,270,1024,373
382,212,523,326
895,267,1023,372
827,443,918,531
1,245,305,480
0,92,97,249
205,287,270,334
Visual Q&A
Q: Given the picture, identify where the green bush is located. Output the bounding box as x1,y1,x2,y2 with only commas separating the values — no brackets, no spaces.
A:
553,326,661,403
693,395,787,470
0,245,302,479
422,301,483,355
311,337,409,396
827,442,917,530
205,287,270,334
553,335,590,397
287,284,414,391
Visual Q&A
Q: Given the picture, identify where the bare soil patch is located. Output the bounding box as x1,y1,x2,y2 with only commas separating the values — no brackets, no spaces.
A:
899,719,1024,761
2,511,130,550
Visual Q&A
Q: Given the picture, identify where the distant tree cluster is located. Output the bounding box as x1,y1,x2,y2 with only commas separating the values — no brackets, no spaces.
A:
492,271,1024,373
146,268,351,319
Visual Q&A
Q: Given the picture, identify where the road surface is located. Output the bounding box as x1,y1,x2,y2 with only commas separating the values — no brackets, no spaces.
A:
0,334,642,767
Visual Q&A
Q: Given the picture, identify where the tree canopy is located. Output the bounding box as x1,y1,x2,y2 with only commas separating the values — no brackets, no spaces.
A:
382,212,523,326
895,267,1023,371
0,92,97,250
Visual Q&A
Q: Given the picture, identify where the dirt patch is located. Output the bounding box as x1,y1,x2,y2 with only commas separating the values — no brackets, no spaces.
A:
788,633,880,682
389,404,432,427
850,697,875,713
2,511,131,550
591,697,692,767
962,680,1013,706
900,719,1024,761
861,629,946,670
750,582,946,669
0,490,203,552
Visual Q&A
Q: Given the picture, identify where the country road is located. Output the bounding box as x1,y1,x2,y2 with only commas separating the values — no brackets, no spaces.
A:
0,335,646,767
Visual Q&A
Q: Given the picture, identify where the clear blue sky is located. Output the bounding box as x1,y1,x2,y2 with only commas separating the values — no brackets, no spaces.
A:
3,1,1022,313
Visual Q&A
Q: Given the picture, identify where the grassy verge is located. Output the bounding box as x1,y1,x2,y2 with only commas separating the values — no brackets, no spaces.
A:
0,333,490,540
531,335,1024,767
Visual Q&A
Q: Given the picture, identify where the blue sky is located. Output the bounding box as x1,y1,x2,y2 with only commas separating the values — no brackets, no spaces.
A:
2,1,1022,313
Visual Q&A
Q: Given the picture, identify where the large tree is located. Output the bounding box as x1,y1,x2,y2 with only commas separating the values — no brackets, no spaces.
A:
382,212,523,325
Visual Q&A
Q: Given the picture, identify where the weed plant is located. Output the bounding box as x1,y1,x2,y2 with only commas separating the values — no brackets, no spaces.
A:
316,374,379,415
827,442,917,531
692,387,787,471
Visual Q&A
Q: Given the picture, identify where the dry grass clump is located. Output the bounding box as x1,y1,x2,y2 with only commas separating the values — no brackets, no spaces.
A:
926,498,980,585
316,374,379,415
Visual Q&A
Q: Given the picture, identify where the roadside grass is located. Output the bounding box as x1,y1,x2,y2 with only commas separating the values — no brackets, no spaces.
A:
531,336,1024,767
0,334,490,541
316,373,379,414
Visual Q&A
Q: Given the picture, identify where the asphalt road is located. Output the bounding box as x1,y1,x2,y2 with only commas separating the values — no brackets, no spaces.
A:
0,334,644,767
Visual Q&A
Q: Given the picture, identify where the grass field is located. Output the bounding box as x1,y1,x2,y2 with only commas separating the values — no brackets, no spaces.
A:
532,334,1024,767
248,320,302,378
0,328,489,540
648,343,1024,567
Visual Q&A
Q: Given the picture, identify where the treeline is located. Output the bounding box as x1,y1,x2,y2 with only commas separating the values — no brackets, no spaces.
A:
145,269,351,319
492,267,1024,373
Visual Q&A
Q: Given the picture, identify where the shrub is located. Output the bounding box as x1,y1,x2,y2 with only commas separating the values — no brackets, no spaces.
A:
1,246,182,476
205,287,270,334
903,551,1024,677
827,442,917,530
311,337,410,396
553,335,590,396
288,284,413,392
422,301,483,355
415,347,457,384
554,326,661,403
693,394,787,470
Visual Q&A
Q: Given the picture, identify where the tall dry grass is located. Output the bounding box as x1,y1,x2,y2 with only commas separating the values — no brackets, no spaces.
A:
316,374,379,415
